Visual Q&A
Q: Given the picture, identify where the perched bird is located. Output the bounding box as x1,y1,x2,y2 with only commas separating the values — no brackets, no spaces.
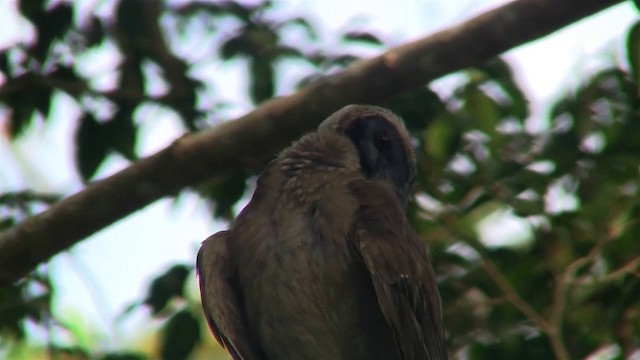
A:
197,105,447,360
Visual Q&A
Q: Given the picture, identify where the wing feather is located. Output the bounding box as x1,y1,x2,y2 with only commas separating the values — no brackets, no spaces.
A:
196,231,265,360
348,180,448,360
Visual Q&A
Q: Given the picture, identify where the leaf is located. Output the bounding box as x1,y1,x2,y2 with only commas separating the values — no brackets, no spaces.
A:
626,20,640,88
208,171,248,220
49,346,90,360
143,265,191,315
331,54,360,66
0,277,52,340
75,114,109,181
478,58,529,121
8,97,35,138
31,3,73,62
33,87,52,117
342,31,383,46
273,45,304,60
424,113,461,161
249,58,274,103
100,352,147,360
632,0,640,13
385,87,445,134
51,65,83,97
160,310,201,360
462,85,501,140
220,35,249,59
104,108,138,161
278,17,318,40
85,17,105,47
0,51,9,75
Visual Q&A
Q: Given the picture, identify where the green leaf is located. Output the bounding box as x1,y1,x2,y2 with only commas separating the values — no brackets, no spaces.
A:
278,17,318,39
478,58,529,121
462,85,501,139
85,17,105,47
161,310,201,360
7,99,35,139
101,352,147,360
221,35,249,59
249,58,274,103
33,87,52,117
104,108,138,161
632,0,640,13
385,87,445,134
342,31,383,46
143,265,191,315
208,172,248,220
424,113,460,161
51,65,84,97
626,20,640,87
75,114,109,181
31,3,73,62
0,51,9,75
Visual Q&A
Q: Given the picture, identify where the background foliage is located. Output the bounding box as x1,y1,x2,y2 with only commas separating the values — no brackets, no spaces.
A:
1,0,639,359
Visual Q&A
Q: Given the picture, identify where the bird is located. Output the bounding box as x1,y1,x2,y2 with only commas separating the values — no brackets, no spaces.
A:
197,104,447,360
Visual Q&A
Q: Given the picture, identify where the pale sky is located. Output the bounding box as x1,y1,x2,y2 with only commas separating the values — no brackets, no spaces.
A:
0,0,637,352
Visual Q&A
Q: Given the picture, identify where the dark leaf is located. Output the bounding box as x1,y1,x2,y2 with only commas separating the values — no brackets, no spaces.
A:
144,265,191,315
0,51,9,75
104,108,138,161
478,58,529,120
116,0,153,37
277,17,318,39
0,276,52,340
50,346,91,360
208,172,248,220
51,65,84,97
626,20,640,87
9,103,34,139
100,352,147,360
249,58,274,103
331,54,360,66
273,45,305,60
221,35,249,60
33,86,52,117
31,3,73,62
461,85,503,154
75,113,109,181
385,87,444,134
468,333,555,360
221,1,253,21
160,310,201,360
18,0,47,21
423,113,461,162
342,31,383,46
85,16,106,47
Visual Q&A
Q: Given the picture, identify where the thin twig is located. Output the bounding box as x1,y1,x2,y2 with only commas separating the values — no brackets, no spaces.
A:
480,260,552,331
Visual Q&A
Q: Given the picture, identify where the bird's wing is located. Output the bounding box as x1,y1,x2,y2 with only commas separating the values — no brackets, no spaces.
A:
347,180,448,360
196,231,264,360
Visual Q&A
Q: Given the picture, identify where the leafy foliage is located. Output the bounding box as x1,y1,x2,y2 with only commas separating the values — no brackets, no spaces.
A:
1,0,639,359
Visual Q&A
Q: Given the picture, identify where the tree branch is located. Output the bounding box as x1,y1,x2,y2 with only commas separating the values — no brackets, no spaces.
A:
0,0,624,283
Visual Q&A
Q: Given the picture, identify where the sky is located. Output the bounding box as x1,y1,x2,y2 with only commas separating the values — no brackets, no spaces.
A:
0,0,638,353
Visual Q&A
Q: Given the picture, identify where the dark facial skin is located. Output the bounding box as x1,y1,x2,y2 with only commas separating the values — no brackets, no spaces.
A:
345,116,416,205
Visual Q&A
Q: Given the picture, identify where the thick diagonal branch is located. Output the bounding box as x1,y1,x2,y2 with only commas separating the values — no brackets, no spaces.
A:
0,0,624,283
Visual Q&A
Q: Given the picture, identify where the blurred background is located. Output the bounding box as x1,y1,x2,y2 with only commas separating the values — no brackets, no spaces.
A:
0,0,639,359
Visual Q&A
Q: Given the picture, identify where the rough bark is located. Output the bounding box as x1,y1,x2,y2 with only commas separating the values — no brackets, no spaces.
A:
0,0,624,283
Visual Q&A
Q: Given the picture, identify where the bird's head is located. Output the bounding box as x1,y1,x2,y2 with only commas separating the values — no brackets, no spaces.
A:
319,105,416,205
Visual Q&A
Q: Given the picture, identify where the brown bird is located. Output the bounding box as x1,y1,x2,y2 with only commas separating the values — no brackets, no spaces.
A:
197,105,447,360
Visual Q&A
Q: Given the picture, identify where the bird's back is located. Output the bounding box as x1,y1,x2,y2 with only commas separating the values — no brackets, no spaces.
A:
230,133,403,359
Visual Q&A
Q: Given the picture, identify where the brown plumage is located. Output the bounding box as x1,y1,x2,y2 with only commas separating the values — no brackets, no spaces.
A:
197,105,448,360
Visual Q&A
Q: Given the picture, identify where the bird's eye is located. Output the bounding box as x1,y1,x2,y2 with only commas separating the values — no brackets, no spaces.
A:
373,131,390,151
